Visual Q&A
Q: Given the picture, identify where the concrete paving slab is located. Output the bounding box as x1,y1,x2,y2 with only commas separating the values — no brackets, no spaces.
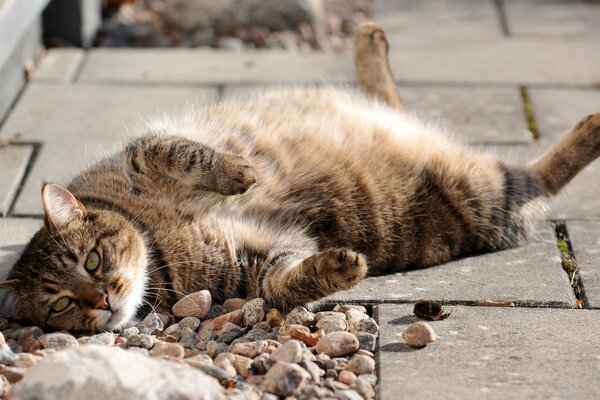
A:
0,218,41,278
374,0,502,50
76,41,600,86
0,144,32,216
32,48,85,83
377,304,600,400
528,88,600,219
566,220,600,309
505,0,600,38
78,49,355,84
0,82,218,215
326,226,575,307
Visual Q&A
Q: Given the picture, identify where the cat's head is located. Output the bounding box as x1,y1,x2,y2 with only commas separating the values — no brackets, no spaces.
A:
0,184,148,332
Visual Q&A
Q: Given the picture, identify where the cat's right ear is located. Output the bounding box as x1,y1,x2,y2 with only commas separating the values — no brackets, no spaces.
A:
0,279,20,318
42,183,87,233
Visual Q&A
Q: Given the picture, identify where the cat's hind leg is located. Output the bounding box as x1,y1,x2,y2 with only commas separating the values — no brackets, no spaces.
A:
354,21,402,110
262,248,368,310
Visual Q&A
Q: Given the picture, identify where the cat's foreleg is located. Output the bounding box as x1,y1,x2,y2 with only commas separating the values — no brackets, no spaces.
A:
261,248,368,310
122,135,256,195
354,21,402,110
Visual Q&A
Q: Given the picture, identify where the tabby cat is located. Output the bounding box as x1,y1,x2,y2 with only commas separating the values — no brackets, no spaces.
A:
1,23,599,332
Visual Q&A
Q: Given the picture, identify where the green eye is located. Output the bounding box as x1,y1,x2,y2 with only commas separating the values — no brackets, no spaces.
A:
52,297,72,313
85,250,101,272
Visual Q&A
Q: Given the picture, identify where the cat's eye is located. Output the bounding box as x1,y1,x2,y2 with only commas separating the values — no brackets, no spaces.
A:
85,250,101,272
51,297,72,313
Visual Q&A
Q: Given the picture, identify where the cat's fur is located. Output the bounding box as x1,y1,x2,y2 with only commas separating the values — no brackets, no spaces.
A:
1,23,599,332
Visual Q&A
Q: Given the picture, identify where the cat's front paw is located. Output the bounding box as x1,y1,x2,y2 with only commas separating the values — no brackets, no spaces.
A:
209,155,257,195
302,248,368,292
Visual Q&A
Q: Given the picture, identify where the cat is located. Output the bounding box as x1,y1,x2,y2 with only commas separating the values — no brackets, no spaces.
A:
1,22,599,332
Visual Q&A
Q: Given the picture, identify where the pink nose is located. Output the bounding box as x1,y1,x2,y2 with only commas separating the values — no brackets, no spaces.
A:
94,294,110,310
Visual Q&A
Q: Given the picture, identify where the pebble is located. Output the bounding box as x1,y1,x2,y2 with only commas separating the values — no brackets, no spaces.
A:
231,340,268,358
122,327,139,339
178,317,201,331
357,318,379,336
206,341,228,358
171,290,212,319
334,305,367,314
139,312,164,335
223,298,247,312
315,311,346,321
37,333,78,350
290,328,321,347
198,320,216,341
1,366,26,383
216,331,241,345
353,378,376,399
300,359,322,382
260,362,311,397
265,308,285,328
219,322,242,335
270,340,303,363
213,353,237,378
279,323,309,336
338,370,357,386
316,315,348,334
315,332,359,357
15,327,43,353
357,332,376,352
127,334,153,349
179,327,199,348
162,323,182,340
241,298,266,326
233,355,252,377
401,321,437,347
213,310,244,330
206,304,227,320
87,333,116,346
284,306,315,327
184,354,213,368
347,354,375,375
193,364,234,384
149,342,185,359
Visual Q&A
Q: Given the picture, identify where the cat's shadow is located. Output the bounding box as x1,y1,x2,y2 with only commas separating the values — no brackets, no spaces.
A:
388,314,421,326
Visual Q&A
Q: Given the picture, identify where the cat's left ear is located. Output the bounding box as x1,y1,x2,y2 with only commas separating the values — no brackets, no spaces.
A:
0,279,21,318
42,183,87,233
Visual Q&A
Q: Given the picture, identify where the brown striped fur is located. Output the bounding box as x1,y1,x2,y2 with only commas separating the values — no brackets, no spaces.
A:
1,23,599,332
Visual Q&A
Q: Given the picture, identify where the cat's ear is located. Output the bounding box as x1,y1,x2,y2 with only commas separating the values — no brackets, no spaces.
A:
42,183,87,233
0,279,21,318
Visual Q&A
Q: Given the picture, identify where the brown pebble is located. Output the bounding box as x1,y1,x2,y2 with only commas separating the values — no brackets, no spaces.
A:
279,324,309,336
149,342,185,359
213,310,243,330
233,355,252,378
339,370,358,386
0,365,26,383
172,290,212,319
231,340,268,358
241,298,266,326
401,321,437,347
38,333,78,350
315,311,346,321
260,362,310,397
223,298,247,312
290,328,321,347
316,331,359,357
347,354,375,375
184,354,213,368
115,336,127,345
334,305,367,314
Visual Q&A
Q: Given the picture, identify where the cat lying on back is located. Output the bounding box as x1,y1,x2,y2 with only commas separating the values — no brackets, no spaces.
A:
1,23,599,332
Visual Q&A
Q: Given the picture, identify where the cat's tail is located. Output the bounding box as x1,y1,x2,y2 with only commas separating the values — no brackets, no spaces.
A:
529,112,600,196
353,21,402,110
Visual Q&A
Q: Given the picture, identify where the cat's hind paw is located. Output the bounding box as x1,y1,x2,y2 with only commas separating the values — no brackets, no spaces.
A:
301,248,368,292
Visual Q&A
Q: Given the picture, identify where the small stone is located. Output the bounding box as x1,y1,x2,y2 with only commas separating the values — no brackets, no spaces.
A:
357,318,379,336
15,327,43,353
300,359,322,382
193,364,233,384
38,333,78,350
87,333,116,346
241,298,266,326
149,342,185,359
213,310,244,330
401,321,436,347
316,316,347,334
231,340,268,358
270,340,303,363
251,354,270,375
347,354,375,375
244,328,270,341
325,368,339,379
139,312,164,335
10,353,37,369
315,311,346,321
233,355,252,378
290,328,321,347
122,327,139,339
266,308,285,328
219,322,242,336
284,307,315,327
345,308,369,325
172,290,212,319
184,349,199,358
198,320,216,341
358,373,378,387
353,378,376,399
127,334,153,349
315,332,359,357
279,324,309,336
185,354,213,368
163,323,182,340
178,317,201,331
180,327,199,348
77,336,90,345
223,298,247,312
357,332,376,352
216,331,241,345
357,349,374,357
334,305,367,314
206,340,228,359
260,362,310,397
213,353,237,378
206,304,228,320
253,322,272,332
1,366,25,383
339,370,357,386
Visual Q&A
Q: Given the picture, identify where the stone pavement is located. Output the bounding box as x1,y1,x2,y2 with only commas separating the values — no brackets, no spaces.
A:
0,1,599,398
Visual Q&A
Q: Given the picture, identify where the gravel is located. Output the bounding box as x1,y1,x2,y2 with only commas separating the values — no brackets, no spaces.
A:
1,294,379,398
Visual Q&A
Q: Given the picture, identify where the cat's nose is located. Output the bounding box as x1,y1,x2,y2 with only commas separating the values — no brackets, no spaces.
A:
94,294,110,310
